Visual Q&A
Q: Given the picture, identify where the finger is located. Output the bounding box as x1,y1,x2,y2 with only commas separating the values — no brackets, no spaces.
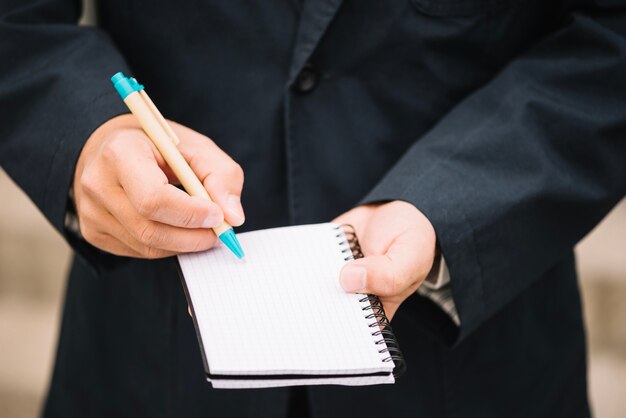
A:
89,231,146,258
339,233,422,297
332,203,378,225
81,219,145,258
332,208,369,232
98,214,177,259
123,179,225,230
203,172,245,227
332,205,379,246
78,195,176,258
105,136,225,229
339,256,395,296
171,123,246,226
105,187,219,253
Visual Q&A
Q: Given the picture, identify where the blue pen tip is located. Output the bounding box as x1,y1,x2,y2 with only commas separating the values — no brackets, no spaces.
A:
219,228,245,259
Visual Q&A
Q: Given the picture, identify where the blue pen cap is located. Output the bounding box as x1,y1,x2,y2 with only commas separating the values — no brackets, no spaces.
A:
111,72,144,99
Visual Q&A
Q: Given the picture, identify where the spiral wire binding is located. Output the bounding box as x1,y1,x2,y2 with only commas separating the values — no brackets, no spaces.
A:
335,224,407,378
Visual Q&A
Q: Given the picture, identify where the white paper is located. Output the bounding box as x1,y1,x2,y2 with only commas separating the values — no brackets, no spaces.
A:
178,223,394,388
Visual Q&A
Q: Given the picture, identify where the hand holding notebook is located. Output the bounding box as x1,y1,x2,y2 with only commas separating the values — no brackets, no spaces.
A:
334,200,438,320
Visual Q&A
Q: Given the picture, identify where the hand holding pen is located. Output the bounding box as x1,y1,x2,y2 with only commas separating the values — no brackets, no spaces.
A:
71,76,245,259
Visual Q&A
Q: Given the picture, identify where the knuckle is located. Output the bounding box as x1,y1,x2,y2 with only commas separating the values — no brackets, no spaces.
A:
142,245,165,259
179,207,201,228
191,233,215,252
75,198,90,220
79,168,100,197
136,194,160,218
190,238,205,253
101,133,126,162
225,162,244,181
80,224,108,251
76,206,97,239
383,272,400,296
80,224,101,247
137,222,163,247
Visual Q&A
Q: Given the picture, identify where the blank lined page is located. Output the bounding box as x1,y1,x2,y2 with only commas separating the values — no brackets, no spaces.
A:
178,223,392,379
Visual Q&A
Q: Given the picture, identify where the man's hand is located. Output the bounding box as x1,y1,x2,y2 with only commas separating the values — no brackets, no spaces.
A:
333,201,437,320
73,114,245,258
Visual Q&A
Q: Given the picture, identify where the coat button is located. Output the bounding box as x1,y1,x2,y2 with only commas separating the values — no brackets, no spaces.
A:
294,64,320,94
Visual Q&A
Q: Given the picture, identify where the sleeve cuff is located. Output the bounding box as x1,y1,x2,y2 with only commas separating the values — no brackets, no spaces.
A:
423,254,450,290
417,255,460,326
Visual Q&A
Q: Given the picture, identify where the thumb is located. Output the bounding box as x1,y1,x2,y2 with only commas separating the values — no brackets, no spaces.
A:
339,228,427,297
339,255,399,297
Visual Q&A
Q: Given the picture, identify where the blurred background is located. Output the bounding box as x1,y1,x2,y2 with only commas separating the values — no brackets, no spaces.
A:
1,2,625,417
1,167,625,417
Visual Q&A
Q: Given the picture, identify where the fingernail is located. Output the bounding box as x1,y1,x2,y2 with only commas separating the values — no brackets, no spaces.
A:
340,265,366,293
226,194,245,226
202,212,223,228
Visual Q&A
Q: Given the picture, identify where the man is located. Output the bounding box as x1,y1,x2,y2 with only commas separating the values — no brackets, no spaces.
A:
1,0,625,417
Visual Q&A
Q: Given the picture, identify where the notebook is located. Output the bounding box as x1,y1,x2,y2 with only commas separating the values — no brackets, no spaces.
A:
177,223,405,389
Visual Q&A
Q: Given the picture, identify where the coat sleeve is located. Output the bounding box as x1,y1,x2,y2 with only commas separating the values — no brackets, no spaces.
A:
0,0,131,266
363,1,626,344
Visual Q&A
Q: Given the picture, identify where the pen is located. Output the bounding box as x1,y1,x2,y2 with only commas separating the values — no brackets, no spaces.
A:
111,72,245,259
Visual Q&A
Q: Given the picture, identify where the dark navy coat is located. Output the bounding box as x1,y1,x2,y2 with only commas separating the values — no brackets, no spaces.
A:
2,0,626,417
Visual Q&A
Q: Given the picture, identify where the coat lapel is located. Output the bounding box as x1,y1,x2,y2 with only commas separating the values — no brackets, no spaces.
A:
287,0,344,84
